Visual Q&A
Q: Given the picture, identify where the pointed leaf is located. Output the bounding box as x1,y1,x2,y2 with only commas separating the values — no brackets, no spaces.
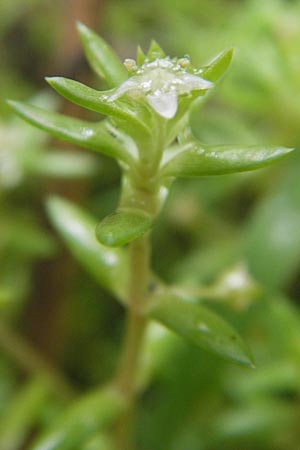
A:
96,208,153,247
147,40,165,60
161,143,294,177
30,386,126,450
46,197,129,301
201,48,234,82
136,45,146,65
146,290,254,367
7,101,133,164
77,22,127,88
46,77,150,136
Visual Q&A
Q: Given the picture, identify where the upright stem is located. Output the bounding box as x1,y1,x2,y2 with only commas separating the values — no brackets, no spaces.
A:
115,233,150,449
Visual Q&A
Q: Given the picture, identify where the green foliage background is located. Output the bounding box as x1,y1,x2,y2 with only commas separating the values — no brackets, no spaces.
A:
1,0,300,449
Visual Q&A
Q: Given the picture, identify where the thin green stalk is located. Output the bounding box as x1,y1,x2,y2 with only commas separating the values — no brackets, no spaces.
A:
114,234,151,449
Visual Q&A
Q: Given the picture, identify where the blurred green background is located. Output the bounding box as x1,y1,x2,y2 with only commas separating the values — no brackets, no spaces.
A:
1,0,300,449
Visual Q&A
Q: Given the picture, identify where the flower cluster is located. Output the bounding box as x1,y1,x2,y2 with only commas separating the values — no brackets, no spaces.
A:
108,56,213,119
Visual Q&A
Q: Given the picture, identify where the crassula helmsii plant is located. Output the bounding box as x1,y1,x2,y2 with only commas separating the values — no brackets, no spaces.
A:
8,23,295,450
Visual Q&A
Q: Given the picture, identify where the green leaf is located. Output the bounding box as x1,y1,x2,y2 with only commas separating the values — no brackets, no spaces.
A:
0,378,49,450
46,197,129,301
146,290,254,367
30,386,126,450
96,208,153,247
7,101,133,164
244,161,300,289
77,22,127,88
29,151,99,178
201,48,234,82
161,143,294,177
136,45,146,65
147,40,166,60
45,77,150,136
83,433,115,450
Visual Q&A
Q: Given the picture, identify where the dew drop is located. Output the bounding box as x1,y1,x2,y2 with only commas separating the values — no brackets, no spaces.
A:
81,127,94,138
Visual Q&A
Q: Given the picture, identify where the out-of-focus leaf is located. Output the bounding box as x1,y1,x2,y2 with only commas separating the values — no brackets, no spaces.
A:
161,143,294,177
201,48,234,82
7,101,133,164
83,433,115,450
30,385,126,450
29,151,99,178
147,40,166,59
96,209,152,247
213,400,295,443
146,289,254,367
0,377,50,450
244,161,300,288
136,45,146,65
77,22,127,88
46,197,129,302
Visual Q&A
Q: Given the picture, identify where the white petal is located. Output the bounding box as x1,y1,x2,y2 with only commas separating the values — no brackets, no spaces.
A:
147,91,178,119
177,73,213,94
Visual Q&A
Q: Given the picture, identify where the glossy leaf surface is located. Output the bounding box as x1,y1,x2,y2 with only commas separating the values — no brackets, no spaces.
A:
161,143,294,177
46,197,129,301
45,77,149,135
30,386,126,450
77,22,127,88
7,101,131,164
146,290,254,367
96,209,152,247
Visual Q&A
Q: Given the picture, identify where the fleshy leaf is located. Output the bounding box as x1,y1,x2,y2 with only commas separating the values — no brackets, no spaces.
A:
7,101,133,164
45,77,150,136
146,290,254,367
30,386,126,450
96,208,153,247
161,143,294,177
77,22,127,88
147,40,166,60
46,197,129,301
201,48,234,82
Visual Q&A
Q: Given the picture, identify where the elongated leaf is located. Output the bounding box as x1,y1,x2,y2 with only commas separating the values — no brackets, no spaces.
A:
29,151,99,178
46,77,150,136
8,100,131,162
146,290,254,367
244,161,300,289
96,208,152,247
77,22,127,88
30,386,126,450
46,197,129,301
0,378,49,450
161,143,294,177
7,101,133,164
201,48,234,82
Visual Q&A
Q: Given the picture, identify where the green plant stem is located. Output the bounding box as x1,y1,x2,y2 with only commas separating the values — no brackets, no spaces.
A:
114,234,150,449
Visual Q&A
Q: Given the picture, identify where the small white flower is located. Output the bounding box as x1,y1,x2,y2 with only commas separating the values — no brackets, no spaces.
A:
108,57,213,119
